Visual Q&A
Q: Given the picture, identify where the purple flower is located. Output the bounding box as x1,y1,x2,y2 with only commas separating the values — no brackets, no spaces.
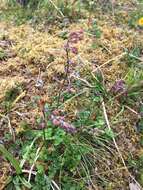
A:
111,80,126,94
39,122,45,129
64,30,84,55
50,115,77,134
69,33,79,43
60,121,77,134
68,60,75,65
69,30,84,44
52,118,61,126
70,47,78,54
52,109,60,116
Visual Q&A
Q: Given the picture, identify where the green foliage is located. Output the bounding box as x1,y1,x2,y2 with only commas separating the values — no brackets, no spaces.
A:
123,67,143,105
82,0,97,11
0,144,22,175
88,19,102,38
5,114,93,189
2,0,84,24
125,67,143,86
5,86,21,102
2,85,22,111
128,154,143,185
121,46,143,104
124,47,142,67
62,176,84,190
128,4,143,28
33,173,51,190
0,48,7,60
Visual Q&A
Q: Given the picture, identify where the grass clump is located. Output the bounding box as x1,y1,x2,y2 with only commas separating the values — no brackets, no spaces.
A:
0,48,7,60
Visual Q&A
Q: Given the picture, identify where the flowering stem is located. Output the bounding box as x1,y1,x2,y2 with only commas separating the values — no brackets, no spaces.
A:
57,43,71,108
42,109,47,143
43,128,46,142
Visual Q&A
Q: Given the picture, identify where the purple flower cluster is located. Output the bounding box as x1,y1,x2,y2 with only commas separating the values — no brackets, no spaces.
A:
39,121,45,129
111,80,126,94
68,30,84,43
50,110,77,134
64,29,84,55
70,46,78,54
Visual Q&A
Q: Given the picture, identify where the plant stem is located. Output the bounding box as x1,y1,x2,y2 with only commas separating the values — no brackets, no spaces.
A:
57,44,70,108
43,128,46,142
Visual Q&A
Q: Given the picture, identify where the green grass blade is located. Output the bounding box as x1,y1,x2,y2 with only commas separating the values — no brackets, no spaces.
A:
0,144,22,174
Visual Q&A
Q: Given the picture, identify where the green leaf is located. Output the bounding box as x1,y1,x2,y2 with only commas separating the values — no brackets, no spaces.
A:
104,128,115,139
0,144,22,174
19,176,32,188
45,128,53,140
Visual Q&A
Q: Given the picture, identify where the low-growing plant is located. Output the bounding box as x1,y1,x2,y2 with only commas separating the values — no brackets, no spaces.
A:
123,47,142,67
2,0,84,25
2,85,22,111
128,3,143,28
0,48,7,60
88,19,102,38
128,154,143,186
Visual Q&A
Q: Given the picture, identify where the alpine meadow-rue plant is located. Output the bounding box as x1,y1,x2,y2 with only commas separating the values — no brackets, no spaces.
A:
53,30,85,131
57,29,84,106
